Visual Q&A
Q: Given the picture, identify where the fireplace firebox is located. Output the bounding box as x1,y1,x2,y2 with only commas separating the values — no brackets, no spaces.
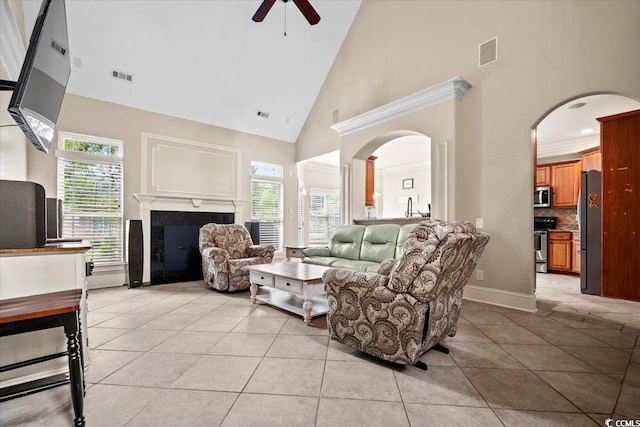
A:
150,210,234,285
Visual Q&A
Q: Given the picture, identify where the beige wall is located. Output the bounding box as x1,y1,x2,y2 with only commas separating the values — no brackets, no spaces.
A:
296,1,640,306
27,93,298,244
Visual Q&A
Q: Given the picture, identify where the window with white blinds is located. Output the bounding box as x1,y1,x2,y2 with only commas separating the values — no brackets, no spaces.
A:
250,162,283,251
57,133,123,265
297,192,305,246
309,190,340,245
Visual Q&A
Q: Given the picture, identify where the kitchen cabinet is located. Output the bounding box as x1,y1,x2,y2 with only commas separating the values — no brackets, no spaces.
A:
548,231,573,272
581,147,601,171
536,165,551,186
551,160,581,207
572,233,581,273
365,155,377,207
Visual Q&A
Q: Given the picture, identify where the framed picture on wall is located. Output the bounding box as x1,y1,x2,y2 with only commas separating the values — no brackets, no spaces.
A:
402,178,414,189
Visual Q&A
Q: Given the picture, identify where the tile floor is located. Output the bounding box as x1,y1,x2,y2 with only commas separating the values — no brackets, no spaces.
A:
1,273,639,426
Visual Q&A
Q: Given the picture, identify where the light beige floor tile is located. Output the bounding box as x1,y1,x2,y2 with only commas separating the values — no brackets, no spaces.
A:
0,386,72,426
85,349,142,383
321,360,401,401
526,327,609,347
395,365,486,406
461,310,517,325
245,358,325,397
587,414,615,426
464,368,578,411
444,324,492,343
476,324,550,345
193,293,233,305
495,409,599,426
265,334,328,359
624,362,640,387
560,346,631,374
448,342,526,369
405,404,503,427
171,355,261,392
137,313,203,330
580,328,639,348
279,316,329,335
501,312,567,328
417,347,458,366
127,389,238,427
317,398,409,427
92,301,150,314
221,393,317,427
87,327,129,349
101,351,200,387
231,317,287,334
616,384,640,419
129,301,185,314
157,293,203,304
97,329,177,351
224,293,255,305
501,344,596,372
208,333,277,357
535,371,621,413
210,303,256,317
184,314,244,332
169,303,219,316
91,312,161,329
151,330,226,354
84,384,162,427
87,311,120,327
247,305,291,318
326,339,362,361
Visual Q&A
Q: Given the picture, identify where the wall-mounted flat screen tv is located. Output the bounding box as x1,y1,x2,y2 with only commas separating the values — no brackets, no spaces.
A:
7,0,70,154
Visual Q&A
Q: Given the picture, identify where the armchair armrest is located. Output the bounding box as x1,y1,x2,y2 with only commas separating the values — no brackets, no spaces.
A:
303,246,331,257
323,268,390,294
378,258,396,276
202,246,229,263
247,245,275,262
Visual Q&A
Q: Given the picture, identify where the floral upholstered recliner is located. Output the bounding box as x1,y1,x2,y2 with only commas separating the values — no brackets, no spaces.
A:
323,219,490,367
199,224,275,292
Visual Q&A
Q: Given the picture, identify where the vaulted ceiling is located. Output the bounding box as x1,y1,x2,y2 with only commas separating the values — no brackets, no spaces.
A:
21,0,362,143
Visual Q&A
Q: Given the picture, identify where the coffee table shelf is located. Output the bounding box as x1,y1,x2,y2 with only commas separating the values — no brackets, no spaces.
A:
254,287,328,319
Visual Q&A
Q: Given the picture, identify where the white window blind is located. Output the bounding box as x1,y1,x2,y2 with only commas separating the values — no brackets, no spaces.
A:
57,133,123,264
309,190,340,244
251,162,283,251
297,192,305,246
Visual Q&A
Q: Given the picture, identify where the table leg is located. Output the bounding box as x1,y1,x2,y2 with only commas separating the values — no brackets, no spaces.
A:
250,283,258,304
63,312,85,427
303,300,313,326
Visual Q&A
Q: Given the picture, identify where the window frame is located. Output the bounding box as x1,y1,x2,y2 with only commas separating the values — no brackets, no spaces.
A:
308,188,340,246
250,161,284,252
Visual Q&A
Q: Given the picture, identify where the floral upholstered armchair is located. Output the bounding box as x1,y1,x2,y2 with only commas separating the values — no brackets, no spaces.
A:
323,219,490,368
199,224,275,292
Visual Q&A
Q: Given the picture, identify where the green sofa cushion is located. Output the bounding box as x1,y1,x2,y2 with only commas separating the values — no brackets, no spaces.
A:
396,224,418,258
328,225,366,260
302,256,342,267
331,259,381,273
302,247,331,257
359,224,401,263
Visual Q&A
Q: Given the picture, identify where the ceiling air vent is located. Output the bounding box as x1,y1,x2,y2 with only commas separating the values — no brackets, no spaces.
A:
479,37,498,67
257,111,270,118
111,69,133,83
50,39,67,57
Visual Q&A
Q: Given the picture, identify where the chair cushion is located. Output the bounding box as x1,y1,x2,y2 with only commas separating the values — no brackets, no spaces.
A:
330,259,381,272
328,225,366,260
228,257,263,276
212,224,252,259
359,224,401,263
395,224,418,258
302,256,343,267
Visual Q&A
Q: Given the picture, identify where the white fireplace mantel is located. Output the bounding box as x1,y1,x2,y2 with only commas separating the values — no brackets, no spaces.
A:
132,192,247,283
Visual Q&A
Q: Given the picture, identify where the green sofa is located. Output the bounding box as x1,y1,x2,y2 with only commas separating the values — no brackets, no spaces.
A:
302,223,418,272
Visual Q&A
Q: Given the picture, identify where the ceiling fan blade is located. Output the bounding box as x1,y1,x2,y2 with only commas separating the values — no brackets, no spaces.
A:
292,0,321,25
252,0,277,22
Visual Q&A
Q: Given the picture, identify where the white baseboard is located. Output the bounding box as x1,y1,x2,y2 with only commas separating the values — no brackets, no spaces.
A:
87,267,126,289
463,285,536,312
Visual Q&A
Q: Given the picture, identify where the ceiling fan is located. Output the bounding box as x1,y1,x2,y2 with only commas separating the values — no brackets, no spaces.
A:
252,0,321,26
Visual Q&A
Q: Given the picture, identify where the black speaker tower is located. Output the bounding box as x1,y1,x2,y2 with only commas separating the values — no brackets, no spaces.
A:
126,219,143,288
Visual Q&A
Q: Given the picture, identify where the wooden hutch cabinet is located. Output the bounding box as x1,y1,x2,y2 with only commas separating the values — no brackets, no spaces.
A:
365,156,377,207
551,160,581,207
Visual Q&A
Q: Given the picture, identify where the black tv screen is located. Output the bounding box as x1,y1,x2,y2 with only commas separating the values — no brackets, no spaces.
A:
8,0,70,154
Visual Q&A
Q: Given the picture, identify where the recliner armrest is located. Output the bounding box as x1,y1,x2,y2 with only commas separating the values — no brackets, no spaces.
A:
303,247,331,257
202,246,229,261
247,245,275,260
323,268,390,293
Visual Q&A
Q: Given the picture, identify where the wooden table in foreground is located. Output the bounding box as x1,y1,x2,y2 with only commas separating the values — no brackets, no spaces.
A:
247,262,330,325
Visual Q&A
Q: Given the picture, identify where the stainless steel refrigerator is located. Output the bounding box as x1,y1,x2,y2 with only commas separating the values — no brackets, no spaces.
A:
579,170,601,295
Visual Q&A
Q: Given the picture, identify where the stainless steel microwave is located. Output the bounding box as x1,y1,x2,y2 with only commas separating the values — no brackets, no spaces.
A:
534,186,551,208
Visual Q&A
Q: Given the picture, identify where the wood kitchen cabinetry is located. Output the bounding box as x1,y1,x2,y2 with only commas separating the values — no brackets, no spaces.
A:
551,160,581,207
536,165,551,186
548,231,573,273
572,233,581,273
581,147,601,171
365,156,377,207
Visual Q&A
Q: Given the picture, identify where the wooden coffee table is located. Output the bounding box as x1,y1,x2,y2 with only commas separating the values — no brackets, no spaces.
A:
247,262,330,325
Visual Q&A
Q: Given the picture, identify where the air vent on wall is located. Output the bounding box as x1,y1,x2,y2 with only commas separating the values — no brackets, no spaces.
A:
111,69,133,83
479,37,498,67
257,111,270,118
331,109,339,125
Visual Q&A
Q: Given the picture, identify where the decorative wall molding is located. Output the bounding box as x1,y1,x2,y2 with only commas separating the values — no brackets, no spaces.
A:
303,161,340,174
537,134,599,159
378,160,430,176
463,285,537,312
0,0,25,80
330,76,472,136
141,132,241,200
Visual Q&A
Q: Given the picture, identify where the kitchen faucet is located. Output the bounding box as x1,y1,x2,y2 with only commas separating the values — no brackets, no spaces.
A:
406,197,413,218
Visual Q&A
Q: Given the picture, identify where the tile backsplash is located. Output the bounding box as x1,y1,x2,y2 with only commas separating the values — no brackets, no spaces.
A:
535,207,578,230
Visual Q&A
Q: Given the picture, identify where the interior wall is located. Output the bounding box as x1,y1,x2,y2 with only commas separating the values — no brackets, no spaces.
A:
296,0,640,309
0,67,26,181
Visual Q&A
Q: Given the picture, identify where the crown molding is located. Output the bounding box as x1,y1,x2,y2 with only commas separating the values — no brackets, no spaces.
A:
303,161,340,174
0,0,26,80
377,160,431,175
330,76,472,136
537,134,599,159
